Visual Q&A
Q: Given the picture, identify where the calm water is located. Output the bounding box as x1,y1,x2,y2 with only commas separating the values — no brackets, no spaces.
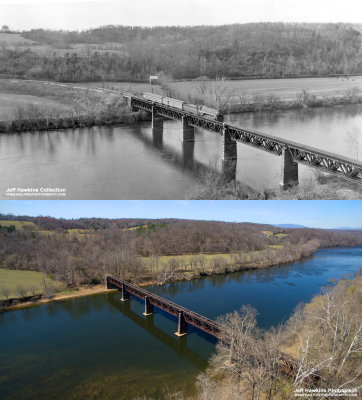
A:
1,247,361,400
0,104,361,199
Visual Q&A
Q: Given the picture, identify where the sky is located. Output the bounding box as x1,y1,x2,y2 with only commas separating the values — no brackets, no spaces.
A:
1,0,362,31
1,200,362,229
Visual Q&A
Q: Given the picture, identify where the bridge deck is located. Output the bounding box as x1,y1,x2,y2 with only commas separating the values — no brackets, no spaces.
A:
106,275,223,338
129,93,362,183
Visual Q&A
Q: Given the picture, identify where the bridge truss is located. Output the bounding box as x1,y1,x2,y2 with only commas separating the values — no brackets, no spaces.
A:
129,95,362,184
106,275,223,338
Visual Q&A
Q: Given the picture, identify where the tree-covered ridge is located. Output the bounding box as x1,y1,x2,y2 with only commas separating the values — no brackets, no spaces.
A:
1,23,362,81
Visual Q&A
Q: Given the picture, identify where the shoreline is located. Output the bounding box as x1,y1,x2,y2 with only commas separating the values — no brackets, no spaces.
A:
0,110,150,134
1,244,319,312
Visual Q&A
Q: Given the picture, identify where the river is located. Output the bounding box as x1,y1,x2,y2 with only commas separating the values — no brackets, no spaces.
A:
0,246,361,400
0,104,361,199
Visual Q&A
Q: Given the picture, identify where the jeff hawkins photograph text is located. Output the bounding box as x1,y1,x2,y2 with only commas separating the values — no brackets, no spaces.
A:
0,200,361,399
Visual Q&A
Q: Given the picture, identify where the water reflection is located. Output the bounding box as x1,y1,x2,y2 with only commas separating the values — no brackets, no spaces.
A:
1,104,361,198
107,294,209,369
1,247,361,399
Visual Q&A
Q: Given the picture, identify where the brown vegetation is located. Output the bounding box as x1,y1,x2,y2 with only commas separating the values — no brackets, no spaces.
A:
1,215,362,294
141,273,361,400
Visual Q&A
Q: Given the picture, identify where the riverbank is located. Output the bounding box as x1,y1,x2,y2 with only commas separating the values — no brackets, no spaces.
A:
1,285,117,312
0,109,149,133
188,168,362,200
0,78,150,133
0,241,320,312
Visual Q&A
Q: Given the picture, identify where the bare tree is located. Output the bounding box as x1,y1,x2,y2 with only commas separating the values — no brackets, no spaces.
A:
211,76,235,111
1,287,11,300
195,372,217,400
16,284,27,299
194,77,209,96
347,131,360,160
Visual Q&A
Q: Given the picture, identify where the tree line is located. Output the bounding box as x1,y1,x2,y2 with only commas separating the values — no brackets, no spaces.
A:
1,217,362,289
1,23,362,81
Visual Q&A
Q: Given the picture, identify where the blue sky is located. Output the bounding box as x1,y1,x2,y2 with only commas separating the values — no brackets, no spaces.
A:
1,0,361,31
0,200,361,229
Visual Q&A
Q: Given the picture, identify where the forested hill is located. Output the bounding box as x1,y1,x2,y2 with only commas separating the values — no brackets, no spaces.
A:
1,23,362,81
1,215,362,287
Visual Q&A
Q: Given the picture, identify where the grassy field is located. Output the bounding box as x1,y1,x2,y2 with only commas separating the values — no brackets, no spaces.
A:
169,76,362,104
0,93,72,120
262,231,289,238
0,33,37,46
0,268,62,299
0,220,89,239
82,81,164,95
0,79,131,121
0,220,38,230
0,33,128,56
141,246,285,273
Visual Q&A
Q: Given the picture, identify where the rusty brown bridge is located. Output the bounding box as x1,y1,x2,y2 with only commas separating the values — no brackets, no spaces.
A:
106,275,223,338
106,275,307,380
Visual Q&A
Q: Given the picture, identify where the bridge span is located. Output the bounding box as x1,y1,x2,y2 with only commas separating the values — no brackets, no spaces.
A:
106,275,223,338
106,275,301,379
124,92,362,188
7,79,361,188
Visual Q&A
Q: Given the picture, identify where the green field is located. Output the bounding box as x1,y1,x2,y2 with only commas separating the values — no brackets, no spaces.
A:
0,269,62,300
0,220,89,239
141,247,283,273
0,220,38,230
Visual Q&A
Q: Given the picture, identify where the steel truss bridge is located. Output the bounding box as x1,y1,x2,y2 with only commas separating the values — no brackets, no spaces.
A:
106,275,320,381
106,275,223,338
127,93,362,184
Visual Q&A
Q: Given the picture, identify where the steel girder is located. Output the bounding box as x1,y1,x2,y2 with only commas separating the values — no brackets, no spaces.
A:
106,275,223,338
128,95,362,184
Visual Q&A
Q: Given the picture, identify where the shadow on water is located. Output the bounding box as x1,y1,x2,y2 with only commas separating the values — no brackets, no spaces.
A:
107,293,211,370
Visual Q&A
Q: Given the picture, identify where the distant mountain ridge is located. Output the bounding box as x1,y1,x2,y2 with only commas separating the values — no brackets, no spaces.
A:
273,224,307,229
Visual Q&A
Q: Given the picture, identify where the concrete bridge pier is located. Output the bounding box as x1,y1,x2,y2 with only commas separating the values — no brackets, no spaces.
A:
182,116,195,142
152,107,164,131
152,128,163,149
128,98,139,112
143,296,154,316
222,126,237,181
182,141,195,169
280,148,299,189
120,284,130,302
175,311,188,337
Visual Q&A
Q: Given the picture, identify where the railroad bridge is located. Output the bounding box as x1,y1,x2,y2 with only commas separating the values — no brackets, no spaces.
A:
124,92,362,188
106,275,223,338
106,275,300,379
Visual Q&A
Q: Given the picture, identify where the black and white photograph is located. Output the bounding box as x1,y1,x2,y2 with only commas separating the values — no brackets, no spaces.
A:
0,1,362,400
0,0,361,200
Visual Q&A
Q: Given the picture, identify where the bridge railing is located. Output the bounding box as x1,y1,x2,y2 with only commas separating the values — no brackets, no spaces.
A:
128,94,362,183
106,275,224,337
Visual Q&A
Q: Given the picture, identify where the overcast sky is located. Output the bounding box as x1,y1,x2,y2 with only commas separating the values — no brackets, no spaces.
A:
1,200,362,229
1,0,362,31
